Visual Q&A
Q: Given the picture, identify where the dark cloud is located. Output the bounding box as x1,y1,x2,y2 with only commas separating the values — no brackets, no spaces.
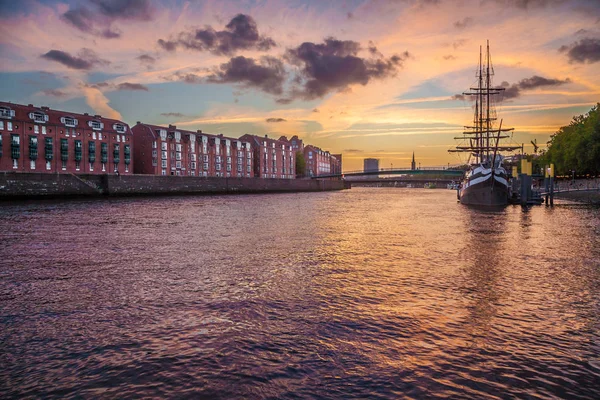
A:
451,75,569,101
160,112,185,118
157,14,276,55
61,0,154,39
42,89,68,98
41,48,109,70
157,39,178,52
89,81,110,89
312,108,320,113
207,56,286,95
275,98,293,104
90,0,153,20
101,28,121,39
454,17,473,29
443,54,456,60
344,149,364,153
347,12,354,19
136,54,156,64
452,39,468,49
501,75,571,99
285,37,409,100
559,38,600,64
116,82,149,91
266,117,287,123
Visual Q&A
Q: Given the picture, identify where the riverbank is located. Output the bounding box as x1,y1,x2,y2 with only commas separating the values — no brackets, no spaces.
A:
553,190,600,205
0,172,349,199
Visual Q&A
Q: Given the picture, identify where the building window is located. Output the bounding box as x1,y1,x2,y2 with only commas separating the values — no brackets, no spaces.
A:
0,135,2,157
175,161,182,169
89,163,94,172
11,135,20,160
191,162,196,170
124,145,131,165
13,159,17,169
88,141,96,163
226,164,232,172
75,161,80,171
29,112,48,123
216,156,222,163
161,142,167,151
161,160,167,168
203,155,209,162
34,125,39,134
125,165,129,173
0,121,3,130
29,136,38,160
237,165,242,172
113,144,120,163
176,152,181,161
44,138,53,161
92,132,97,140
101,143,108,163
88,120,103,130
161,169,167,175
46,161,51,170
203,162,209,170
62,160,67,170
152,158,158,166
30,160,35,170
42,126,46,135
161,151,167,160
60,138,68,162
0,107,15,119
102,163,106,172
74,140,82,162
190,153,196,162
99,132,103,140
113,123,126,133
152,141,157,149
61,116,78,127
216,163,221,171
7,121,13,131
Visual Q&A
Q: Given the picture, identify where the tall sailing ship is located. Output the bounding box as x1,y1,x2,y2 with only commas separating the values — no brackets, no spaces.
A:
449,41,521,206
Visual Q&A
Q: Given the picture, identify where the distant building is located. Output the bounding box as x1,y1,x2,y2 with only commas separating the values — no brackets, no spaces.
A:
364,158,379,173
132,123,252,177
0,101,133,175
411,152,416,170
239,134,295,179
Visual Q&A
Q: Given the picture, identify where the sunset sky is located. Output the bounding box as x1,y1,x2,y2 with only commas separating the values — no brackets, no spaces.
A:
1,0,599,170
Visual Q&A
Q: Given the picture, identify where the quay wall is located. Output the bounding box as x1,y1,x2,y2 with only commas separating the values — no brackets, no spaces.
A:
553,190,600,205
0,172,348,199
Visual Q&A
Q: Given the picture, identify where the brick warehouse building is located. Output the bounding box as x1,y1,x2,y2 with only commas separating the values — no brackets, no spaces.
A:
239,134,296,179
0,102,133,175
132,123,253,177
304,145,341,177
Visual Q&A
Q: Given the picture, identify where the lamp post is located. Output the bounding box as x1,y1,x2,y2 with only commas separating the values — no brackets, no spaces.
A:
572,169,575,184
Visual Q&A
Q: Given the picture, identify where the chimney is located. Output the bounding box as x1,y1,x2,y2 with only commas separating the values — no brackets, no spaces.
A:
84,113,89,116
136,121,141,125
168,124,176,129
264,134,268,138
94,114,101,118
197,129,202,134
28,104,33,107
41,106,50,111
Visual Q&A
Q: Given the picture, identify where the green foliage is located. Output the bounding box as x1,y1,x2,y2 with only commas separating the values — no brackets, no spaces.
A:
545,103,600,175
295,151,306,177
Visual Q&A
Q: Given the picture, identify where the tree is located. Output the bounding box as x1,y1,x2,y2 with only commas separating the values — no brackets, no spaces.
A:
295,151,306,177
544,104,600,176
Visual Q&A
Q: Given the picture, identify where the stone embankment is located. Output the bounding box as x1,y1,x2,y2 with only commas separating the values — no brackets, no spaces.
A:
0,172,349,199
552,179,600,205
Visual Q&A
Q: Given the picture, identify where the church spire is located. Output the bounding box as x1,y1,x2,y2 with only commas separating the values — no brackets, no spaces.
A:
411,152,416,170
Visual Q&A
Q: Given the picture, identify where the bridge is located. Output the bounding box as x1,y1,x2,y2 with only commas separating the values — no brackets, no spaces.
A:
311,167,465,179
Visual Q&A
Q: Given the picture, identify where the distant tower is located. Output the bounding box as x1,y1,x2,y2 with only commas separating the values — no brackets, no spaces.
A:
411,152,416,170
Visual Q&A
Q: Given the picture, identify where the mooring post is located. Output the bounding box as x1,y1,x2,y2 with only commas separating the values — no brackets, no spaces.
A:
549,163,554,206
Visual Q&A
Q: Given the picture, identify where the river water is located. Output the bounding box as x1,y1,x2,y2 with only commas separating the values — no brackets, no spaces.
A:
1,188,599,399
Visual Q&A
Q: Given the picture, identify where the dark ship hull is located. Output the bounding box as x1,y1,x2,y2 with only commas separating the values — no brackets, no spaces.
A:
459,167,509,206
460,178,509,206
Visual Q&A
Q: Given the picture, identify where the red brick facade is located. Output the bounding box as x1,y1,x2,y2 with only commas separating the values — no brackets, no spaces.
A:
239,134,296,179
0,102,133,175
132,123,253,177
304,145,341,177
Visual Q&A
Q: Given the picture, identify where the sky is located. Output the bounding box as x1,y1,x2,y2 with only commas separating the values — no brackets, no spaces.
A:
1,0,599,171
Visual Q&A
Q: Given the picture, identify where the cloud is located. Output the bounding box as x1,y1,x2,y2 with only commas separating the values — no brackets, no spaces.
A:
454,17,473,29
266,117,286,123
42,89,68,98
443,54,456,60
344,149,363,153
313,108,320,113
82,86,122,119
41,48,109,70
501,75,571,99
61,0,154,39
160,112,185,118
285,37,410,100
207,56,286,95
136,54,156,64
157,14,276,55
275,98,293,104
451,94,466,101
116,82,149,91
559,38,600,64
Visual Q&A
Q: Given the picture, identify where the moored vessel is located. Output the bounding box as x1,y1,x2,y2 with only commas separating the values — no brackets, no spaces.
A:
449,41,521,206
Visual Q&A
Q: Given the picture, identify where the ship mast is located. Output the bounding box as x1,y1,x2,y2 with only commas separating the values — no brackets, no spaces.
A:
449,41,521,158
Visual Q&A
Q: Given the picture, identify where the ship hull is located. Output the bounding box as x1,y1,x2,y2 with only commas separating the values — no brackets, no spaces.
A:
459,168,509,206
